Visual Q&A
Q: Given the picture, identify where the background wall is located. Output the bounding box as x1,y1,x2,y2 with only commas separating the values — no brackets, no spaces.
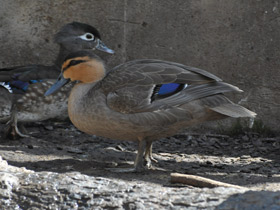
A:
0,0,279,132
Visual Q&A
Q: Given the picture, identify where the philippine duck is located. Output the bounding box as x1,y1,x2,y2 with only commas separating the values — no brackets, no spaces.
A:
45,50,256,172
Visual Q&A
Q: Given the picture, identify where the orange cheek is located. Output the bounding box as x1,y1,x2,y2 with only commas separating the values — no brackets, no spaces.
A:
76,66,96,83
63,64,105,83
63,70,73,81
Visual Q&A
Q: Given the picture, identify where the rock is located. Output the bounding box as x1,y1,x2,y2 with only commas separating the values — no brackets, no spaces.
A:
3,171,248,209
43,125,54,131
0,172,19,199
1,154,278,209
0,156,250,209
0,122,279,209
216,191,280,210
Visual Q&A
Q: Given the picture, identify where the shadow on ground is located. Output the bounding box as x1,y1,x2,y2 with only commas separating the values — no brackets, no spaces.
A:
0,121,279,189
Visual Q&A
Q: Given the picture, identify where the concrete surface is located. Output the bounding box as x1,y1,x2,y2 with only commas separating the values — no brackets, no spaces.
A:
0,0,279,132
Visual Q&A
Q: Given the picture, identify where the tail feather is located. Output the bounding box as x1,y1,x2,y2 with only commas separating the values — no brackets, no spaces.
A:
0,66,31,81
210,104,256,118
0,65,60,82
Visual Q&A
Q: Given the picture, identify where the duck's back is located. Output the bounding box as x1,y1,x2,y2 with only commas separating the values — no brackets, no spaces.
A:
15,79,72,122
69,59,255,141
101,59,251,116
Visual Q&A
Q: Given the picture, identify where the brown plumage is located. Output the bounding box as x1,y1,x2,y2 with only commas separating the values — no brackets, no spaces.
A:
46,50,256,172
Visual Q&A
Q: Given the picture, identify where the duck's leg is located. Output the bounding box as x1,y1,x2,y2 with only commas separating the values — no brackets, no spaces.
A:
107,138,146,173
144,141,158,168
4,107,29,140
133,138,146,171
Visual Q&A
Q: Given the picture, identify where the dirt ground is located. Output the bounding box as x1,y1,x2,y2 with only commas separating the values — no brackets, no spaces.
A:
0,121,279,191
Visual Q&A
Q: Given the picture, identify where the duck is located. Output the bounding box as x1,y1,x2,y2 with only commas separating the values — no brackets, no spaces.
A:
45,50,256,172
0,21,113,86
0,85,12,122
0,22,114,139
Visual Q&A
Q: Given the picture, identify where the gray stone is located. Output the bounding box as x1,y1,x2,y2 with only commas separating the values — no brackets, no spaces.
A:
0,172,19,199
0,156,241,209
216,191,280,210
0,156,279,209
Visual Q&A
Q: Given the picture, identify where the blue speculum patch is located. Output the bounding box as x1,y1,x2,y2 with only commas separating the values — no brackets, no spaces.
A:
151,83,187,101
6,79,42,93
9,81,29,91
158,83,182,95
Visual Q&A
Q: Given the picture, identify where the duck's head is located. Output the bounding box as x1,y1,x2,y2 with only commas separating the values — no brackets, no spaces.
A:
54,21,114,54
45,51,105,96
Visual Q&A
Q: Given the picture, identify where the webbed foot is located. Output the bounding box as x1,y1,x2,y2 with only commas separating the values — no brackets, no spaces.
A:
4,109,30,140
107,139,154,172
4,122,30,140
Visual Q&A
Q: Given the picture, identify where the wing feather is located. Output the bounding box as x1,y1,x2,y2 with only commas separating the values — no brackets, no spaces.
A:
0,65,60,82
101,59,241,114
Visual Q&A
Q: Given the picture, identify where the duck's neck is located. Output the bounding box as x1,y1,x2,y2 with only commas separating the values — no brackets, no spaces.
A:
68,82,100,131
68,82,99,113
54,45,72,67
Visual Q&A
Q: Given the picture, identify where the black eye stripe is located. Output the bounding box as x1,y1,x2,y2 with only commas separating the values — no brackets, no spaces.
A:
63,60,86,71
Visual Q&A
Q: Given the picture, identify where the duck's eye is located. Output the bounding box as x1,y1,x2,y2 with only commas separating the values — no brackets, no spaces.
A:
69,60,82,66
79,33,95,41
86,33,93,39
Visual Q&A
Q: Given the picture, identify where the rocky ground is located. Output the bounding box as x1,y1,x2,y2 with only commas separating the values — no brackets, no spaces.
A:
0,121,279,209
